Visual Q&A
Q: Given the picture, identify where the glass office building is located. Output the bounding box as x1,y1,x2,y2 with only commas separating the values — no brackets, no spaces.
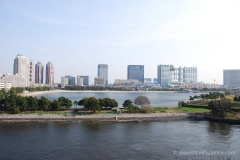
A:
127,65,144,83
223,69,240,86
98,64,108,85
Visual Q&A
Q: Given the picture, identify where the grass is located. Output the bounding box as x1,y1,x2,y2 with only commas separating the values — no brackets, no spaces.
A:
172,107,210,113
20,111,68,116
152,107,169,113
188,100,208,106
151,106,210,113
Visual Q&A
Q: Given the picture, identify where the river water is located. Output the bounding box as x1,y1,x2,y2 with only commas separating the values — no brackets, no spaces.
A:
1,91,239,160
0,120,239,160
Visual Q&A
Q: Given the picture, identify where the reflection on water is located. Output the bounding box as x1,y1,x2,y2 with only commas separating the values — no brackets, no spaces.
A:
0,120,239,160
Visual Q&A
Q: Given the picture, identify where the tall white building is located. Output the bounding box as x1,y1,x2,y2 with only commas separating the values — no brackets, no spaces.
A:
157,65,197,87
35,61,44,84
46,61,54,84
61,76,68,88
182,67,198,83
77,76,83,86
13,54,34,86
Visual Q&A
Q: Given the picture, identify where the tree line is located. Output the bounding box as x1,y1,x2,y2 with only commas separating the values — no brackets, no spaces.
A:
189,92,225,101
0,89,73,114
0,88,151,114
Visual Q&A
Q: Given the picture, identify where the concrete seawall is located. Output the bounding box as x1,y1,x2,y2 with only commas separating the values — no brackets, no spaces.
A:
0,113,204,123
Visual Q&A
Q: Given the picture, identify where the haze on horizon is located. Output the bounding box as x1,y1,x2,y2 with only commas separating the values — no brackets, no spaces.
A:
1,0,240,85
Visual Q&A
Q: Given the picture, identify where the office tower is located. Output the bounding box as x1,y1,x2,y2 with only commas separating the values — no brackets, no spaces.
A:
35,61,44,84
182,67,197,83
46,61,54,84
98,64,108,85
65,75,75,85
157,65,197,86
77,76,83,86
127,65,144,83
79,76,89,86
13,54,34,86
94,77,105,87
223,69,240,86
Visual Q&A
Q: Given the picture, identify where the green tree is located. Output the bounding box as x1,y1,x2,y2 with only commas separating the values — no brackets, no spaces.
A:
80,97,101,113
109,99,118,108
5,94,17,112
51,100,61,111
27,96,38,111
122,99,135,113
16,96,28,112
58,97,73,110
74,100,79,108
78,98,86,108
38,96,51,111
208,99,231,118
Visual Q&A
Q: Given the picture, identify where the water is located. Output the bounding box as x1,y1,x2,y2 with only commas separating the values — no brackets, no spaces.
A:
33,91,205,107
1,91,239,159
0,120,239,160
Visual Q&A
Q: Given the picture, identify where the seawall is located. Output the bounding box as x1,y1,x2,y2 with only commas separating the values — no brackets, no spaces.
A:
0,113,203,123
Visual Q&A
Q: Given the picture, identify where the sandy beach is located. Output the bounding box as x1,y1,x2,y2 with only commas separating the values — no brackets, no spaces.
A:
0,113,203,123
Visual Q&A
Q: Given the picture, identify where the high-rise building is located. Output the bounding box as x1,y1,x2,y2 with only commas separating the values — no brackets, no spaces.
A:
223,69,240,86
46,61,54,84
182,67,198,83
94,77,105,87
98,64,108,85
35,61,44,84
79,76,89,86
65,75,75,85
77,76,83,86
61,76,68,88
127,65,144,83
157,65,197,87
13,54,34,86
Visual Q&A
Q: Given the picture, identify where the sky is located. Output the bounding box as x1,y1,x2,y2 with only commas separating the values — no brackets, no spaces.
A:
1,0,240,85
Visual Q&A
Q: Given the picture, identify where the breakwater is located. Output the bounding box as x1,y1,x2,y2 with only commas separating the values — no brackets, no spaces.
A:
0,113,203,123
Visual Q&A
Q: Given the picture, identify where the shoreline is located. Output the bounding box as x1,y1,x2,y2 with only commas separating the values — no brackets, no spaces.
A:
0,113,203,123
22,90,175,96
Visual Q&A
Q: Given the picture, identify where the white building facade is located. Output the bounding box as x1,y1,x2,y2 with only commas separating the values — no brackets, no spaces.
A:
157,65,197,87
77,76,83,86
0,74,28,88
13,54,35,86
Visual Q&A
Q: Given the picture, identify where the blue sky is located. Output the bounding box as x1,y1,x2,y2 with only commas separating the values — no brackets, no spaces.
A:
1,0,240,84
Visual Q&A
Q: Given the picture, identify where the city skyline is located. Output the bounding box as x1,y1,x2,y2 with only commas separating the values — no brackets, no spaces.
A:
1,1,240,85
